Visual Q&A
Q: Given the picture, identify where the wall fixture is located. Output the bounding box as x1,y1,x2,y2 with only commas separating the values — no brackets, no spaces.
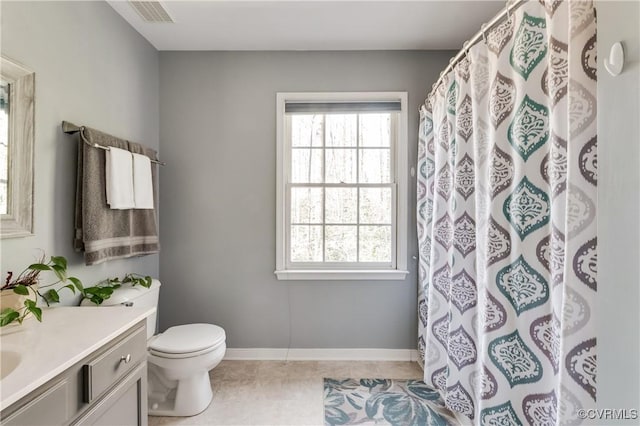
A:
604,41,625,76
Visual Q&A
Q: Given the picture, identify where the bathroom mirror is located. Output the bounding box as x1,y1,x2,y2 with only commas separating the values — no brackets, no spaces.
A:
1,55,34,238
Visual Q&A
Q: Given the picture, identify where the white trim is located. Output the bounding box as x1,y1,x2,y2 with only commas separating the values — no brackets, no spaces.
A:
1,56,35,239
275,91,409,281
395,93,409,275
224,348,420,362
224,348,289,361
275,269,409,280
276,94,287,274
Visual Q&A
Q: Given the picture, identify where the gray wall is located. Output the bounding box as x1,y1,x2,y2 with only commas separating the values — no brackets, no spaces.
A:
0,1,159,302
5,3,637,401
596,1,640,418
158,51,451,348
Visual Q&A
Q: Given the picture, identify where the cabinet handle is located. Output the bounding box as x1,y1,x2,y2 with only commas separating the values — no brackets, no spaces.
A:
120,354,131,364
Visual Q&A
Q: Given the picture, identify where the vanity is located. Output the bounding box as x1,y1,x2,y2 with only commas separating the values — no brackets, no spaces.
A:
0,306,154,425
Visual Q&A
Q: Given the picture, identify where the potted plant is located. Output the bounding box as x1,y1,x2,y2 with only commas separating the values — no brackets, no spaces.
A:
0,255,83,326
81,274,153,305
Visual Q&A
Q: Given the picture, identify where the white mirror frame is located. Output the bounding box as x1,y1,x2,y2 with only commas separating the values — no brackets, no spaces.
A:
1,55,34,239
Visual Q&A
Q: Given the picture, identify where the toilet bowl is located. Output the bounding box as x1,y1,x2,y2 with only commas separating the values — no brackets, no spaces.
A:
81,280,227,417
147,323,226,416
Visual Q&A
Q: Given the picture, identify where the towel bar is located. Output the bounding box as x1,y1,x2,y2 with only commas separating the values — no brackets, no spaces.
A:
62,121,166,166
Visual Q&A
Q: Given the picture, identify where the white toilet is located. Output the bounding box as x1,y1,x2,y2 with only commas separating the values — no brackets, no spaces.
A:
82,279,226,417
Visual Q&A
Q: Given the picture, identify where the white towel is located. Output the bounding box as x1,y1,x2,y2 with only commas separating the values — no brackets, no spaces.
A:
105,147,135,209
132,152,154,209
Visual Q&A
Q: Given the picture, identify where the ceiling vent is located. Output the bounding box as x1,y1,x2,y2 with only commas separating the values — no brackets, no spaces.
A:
129,1,174,23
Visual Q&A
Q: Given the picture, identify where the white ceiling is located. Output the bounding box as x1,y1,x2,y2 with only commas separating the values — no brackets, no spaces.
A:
107,0,505,51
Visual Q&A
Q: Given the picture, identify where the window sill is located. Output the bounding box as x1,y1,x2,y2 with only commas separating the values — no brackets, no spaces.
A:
274,269,410,281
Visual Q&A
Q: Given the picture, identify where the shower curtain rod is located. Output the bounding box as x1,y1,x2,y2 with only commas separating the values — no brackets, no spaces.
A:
62,121,166,165
422,0,528,110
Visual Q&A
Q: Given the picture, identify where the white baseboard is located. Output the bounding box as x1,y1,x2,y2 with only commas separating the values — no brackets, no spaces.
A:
224,348,420,362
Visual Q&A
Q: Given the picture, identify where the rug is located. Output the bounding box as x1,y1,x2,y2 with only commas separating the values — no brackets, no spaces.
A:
324,378,457,426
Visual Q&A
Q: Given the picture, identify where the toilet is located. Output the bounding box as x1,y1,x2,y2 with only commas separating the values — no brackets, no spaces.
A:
81,279,226,417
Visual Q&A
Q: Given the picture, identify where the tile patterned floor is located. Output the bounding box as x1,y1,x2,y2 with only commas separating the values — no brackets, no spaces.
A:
148,360,424,426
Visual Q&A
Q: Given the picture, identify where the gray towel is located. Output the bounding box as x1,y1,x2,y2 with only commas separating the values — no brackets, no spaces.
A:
74,127,160,265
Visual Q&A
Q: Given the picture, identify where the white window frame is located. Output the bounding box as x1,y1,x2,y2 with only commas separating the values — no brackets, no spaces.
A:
275,92,409,281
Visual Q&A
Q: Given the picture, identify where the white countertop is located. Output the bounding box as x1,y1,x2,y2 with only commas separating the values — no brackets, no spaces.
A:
0,306,155,410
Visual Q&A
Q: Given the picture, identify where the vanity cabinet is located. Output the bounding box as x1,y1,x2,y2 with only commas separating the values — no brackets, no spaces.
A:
0,320,148,426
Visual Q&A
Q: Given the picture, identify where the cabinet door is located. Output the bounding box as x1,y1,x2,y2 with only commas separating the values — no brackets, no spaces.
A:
1,379,69,426
73,362,147,426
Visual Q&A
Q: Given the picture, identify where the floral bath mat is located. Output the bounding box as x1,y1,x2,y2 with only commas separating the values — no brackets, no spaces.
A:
324,378,457,426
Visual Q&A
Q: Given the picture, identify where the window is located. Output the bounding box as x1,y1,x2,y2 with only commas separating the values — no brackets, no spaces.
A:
275,92,409,280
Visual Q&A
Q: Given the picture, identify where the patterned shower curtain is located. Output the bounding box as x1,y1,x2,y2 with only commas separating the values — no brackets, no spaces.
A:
416,1,597,424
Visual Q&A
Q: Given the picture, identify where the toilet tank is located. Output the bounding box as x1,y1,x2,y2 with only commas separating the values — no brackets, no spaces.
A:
80,279,161,340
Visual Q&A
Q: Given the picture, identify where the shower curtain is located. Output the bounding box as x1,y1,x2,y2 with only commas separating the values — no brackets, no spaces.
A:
416,1,597,424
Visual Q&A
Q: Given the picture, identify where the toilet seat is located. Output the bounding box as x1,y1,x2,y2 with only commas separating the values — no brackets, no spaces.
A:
149,345,221,359
149,323,226,358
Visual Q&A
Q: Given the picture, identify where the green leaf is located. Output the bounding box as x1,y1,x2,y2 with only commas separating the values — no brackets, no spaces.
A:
83,286,116,300
68,277,83,292
63,284,76,294
27,305,42,322
51,265,67,282
28,263,51,271
13,285,29,295
144,276,152,288
83,287,99,296
0,308,20,327
89,295,104,305
98,288,114,297
50,256,68,269
46,289,60,303
24,299,37,308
